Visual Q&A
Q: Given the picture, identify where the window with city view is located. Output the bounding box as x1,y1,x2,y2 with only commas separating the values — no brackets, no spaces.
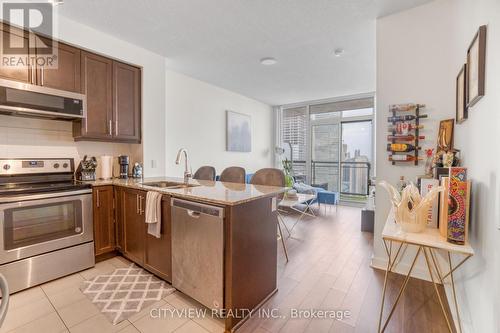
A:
280,97,374,201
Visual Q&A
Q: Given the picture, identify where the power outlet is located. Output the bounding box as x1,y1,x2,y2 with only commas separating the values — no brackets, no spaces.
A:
151,160,157,168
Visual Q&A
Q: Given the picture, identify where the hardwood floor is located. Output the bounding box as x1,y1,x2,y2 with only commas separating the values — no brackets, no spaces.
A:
238,205,454,333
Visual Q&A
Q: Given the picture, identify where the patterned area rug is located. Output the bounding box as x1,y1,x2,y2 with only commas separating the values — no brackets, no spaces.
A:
80,263,175,324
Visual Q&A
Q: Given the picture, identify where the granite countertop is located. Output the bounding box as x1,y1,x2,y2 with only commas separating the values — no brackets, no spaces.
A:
80,177,286,206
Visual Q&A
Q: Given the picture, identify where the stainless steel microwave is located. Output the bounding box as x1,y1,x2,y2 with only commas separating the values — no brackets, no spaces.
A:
0,78,85,120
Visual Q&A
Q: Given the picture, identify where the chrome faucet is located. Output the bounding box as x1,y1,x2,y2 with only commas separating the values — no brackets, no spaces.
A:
175,148,191,184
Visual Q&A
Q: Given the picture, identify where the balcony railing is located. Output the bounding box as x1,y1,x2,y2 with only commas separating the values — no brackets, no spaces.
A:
291,160,371,196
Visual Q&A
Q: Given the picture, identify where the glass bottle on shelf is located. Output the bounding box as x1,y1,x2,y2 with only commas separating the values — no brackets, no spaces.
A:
387,134,425,141
387,143,422,152
389,104,426,112
389,155,423,162
388,122,424,135
424,149,434,176
387,114,428,122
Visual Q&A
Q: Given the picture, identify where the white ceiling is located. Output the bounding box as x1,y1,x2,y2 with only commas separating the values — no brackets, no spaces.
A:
58,0,433,105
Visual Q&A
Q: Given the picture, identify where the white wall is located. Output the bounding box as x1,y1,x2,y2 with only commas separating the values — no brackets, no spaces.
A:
374,0,456,280
165,69,273,176
0,13,167,177
375,0,500,332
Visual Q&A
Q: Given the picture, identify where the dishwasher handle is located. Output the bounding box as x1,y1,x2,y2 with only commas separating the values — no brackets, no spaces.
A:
187,210,201,218
171,198,224,218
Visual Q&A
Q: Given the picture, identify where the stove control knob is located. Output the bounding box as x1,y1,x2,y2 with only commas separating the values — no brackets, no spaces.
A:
3,164,10,170
62,163,68,168
53,163,60,169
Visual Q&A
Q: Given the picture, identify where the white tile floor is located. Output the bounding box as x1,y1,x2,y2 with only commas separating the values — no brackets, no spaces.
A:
1,256,225,333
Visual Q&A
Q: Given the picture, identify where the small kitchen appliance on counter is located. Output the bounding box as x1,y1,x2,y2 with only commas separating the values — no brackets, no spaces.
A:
132,162,143,179
100,155,113,180
118,155,129,179
0,158,94,294
76,155,97,181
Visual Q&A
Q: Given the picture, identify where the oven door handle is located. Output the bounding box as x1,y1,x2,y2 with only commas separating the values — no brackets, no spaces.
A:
0,189,92,203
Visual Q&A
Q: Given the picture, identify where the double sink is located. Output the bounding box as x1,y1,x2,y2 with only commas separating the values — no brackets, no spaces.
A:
141,181,199,190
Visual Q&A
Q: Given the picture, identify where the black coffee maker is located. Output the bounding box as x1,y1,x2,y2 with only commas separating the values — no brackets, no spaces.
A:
118,155,129,179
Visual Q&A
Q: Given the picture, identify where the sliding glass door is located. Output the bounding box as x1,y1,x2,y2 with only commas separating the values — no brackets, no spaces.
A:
311,113,341,191
281,107,308,183
340,120,373,196
280,96,374,199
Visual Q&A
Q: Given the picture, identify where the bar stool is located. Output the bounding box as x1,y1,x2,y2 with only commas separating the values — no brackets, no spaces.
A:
250,168,289,262
193,166,216,181
220,166,246,183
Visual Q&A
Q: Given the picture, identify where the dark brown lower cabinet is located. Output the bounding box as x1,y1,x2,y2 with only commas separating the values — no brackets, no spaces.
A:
95,185,278,333
118,187,146,265
115,186,124,251
113,187,172,281
144,196,172,282
93,186,115,256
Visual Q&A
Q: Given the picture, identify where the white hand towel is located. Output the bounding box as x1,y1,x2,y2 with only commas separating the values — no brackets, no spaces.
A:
145,191,162,238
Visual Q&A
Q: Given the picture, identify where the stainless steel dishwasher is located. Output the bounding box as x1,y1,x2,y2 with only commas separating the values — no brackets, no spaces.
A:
171,198,224,310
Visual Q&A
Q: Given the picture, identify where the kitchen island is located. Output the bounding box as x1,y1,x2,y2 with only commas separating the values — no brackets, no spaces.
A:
84,177,285,332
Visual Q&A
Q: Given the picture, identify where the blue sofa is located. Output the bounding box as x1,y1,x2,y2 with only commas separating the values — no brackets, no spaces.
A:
293,182,338,207
227,173,339,207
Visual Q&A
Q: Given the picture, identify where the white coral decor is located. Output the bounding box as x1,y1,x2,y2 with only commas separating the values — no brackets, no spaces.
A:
379,181,444,233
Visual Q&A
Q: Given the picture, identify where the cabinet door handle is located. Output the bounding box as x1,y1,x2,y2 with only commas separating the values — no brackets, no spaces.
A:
96,190,100,208
115,120,118,136
108,120,112,136
136,194,140,214
30,65,35,84
140,196,144,215
40,68,44,86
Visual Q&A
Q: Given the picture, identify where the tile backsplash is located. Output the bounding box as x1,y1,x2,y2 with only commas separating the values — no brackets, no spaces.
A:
0,115,143,178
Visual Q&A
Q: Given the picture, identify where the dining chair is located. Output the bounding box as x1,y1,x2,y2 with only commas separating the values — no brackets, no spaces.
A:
193,166,216,181
250,168,289,262
220,166,246,183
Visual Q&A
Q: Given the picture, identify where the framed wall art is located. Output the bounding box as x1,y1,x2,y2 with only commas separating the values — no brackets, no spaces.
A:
467,25,487,107
437,119,454,153
456,64,467,123
226,110,251,152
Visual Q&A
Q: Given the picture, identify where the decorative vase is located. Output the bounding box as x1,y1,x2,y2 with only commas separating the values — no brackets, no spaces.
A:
379,181,444,233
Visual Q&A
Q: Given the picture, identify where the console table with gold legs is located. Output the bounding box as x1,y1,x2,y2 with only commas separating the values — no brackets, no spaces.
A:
377,215,474,333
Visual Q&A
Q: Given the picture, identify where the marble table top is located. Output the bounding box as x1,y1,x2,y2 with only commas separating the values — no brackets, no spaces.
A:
382,211,474,255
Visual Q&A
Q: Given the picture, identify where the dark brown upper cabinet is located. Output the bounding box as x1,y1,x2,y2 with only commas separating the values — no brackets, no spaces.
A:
74,54,141,143
0,22,141,144
36,37,81,93
73,51,113,141
0,25,81,92
113,61,141,142
0,24,34,84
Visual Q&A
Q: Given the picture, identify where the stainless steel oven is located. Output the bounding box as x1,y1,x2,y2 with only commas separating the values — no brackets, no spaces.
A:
0,158,94,294
0,189,92,264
